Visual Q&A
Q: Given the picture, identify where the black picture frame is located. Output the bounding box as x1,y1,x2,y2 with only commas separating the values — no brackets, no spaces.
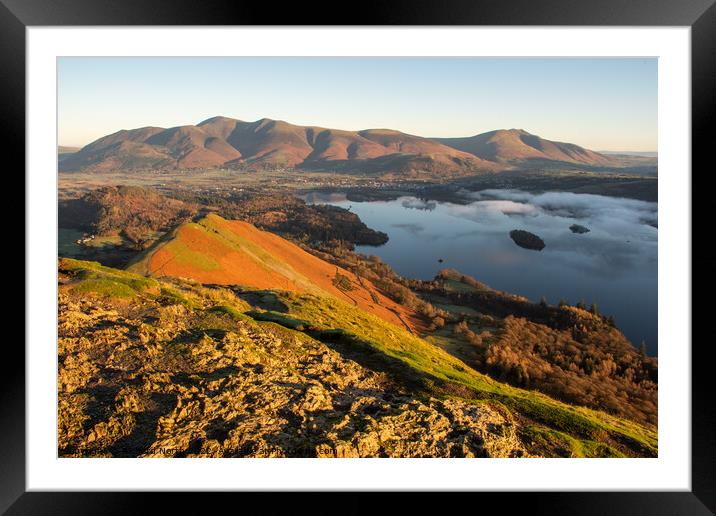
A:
4,0,714,513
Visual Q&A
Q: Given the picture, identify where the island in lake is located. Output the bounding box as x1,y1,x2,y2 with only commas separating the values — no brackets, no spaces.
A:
509,229,546,251
570,224,591,234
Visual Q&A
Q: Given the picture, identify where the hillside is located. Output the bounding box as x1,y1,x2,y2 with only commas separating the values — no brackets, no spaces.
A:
305,246,658,426
435,129,619,167
58,186,392,270
418,270,658,426
128,214,423,333
58,185,199,249
58,146,80,164
58,116,626,176
58,258,657,457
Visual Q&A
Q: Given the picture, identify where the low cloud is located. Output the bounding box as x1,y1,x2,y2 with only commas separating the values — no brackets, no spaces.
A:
401,198,436,211
450,199,539,218
465,189,658,228
443,189,658,278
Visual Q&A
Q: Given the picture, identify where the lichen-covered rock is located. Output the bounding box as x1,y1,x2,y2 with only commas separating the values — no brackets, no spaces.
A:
58,292,529,458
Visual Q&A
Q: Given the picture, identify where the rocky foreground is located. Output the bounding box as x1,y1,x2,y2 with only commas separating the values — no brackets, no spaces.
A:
58,292,527,458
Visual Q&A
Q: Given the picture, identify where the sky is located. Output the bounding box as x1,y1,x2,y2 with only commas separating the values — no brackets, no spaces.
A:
58,57,657,151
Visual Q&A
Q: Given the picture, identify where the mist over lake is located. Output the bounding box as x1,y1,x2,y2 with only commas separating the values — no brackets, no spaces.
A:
305,190,658,355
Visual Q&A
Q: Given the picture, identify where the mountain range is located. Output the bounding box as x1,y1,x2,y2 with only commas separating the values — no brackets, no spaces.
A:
59,116,632,175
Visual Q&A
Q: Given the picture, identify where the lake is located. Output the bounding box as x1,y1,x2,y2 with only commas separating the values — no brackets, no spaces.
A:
304,189,658,355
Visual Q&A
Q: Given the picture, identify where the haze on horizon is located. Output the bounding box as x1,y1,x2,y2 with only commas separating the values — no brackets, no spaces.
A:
58,57,657,152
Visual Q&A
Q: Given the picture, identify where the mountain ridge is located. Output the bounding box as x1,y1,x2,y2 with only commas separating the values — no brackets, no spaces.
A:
60,116,625,175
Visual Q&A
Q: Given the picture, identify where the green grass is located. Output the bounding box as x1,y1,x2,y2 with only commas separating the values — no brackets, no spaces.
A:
82,234,125,249
61,257,159,299
208,304,254,323
157,286,197,308
424,329,485,366
441,278,478,293
432,302,480,316
71,278,138,299
518,425,624,458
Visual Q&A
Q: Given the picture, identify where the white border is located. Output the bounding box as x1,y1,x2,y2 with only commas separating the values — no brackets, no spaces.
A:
27,27,690,491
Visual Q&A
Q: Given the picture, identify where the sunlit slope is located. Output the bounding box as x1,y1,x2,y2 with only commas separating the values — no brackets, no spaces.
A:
435,129,617,166
59,116,500,175
129,214,422,333
60,258,657,457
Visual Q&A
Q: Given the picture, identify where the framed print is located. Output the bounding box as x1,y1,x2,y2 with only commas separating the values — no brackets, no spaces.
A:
5,0,715,513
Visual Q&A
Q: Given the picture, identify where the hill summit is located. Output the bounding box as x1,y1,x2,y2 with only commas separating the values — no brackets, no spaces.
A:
434,129,615,166
129,214,423,333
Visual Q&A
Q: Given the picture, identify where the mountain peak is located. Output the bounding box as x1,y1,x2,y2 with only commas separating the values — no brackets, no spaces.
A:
197,115,242,126
434,129,616,166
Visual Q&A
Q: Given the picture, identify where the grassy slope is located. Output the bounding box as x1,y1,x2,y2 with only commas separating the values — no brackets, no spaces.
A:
127,214,422,333
128,215,343,293
60,258,656,457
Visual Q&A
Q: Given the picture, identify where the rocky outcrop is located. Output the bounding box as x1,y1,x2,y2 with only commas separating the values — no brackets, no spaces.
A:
58,292,527,458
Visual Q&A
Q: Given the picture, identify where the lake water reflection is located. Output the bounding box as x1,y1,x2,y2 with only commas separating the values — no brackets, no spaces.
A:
305,189,658,355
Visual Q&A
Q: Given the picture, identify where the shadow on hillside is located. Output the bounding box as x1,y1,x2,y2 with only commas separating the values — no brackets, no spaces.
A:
233,289,290,313
317,331,426,388
245,310,449,396
307,327,492,403
204,285,290,313
80,383,123,433
107,392,178,458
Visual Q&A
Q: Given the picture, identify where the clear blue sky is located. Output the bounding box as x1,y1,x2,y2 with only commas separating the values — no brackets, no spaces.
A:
58,57,657,151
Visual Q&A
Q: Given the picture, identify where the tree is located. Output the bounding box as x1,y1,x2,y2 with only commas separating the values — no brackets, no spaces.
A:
639,340,647,357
